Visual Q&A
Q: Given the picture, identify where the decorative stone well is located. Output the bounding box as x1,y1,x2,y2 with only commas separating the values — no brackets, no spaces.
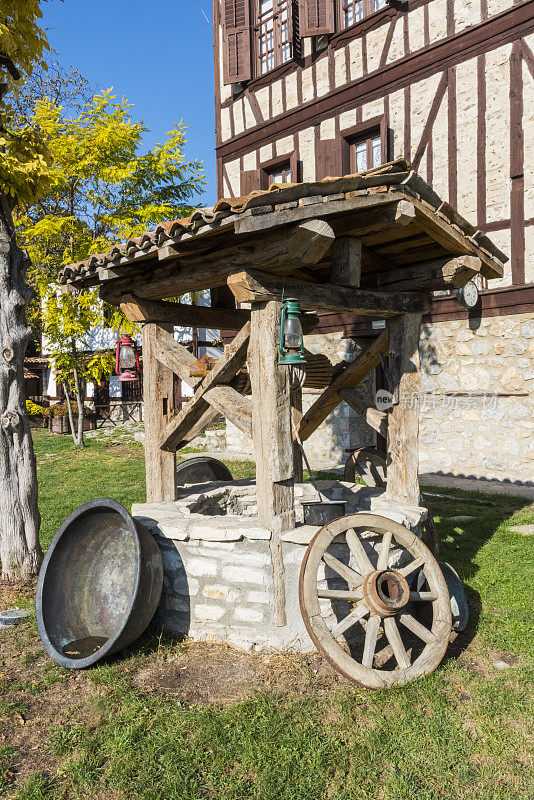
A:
133,481,427,654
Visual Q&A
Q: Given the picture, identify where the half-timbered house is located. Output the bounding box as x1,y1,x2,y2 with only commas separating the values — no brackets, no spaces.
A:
214,0,534,485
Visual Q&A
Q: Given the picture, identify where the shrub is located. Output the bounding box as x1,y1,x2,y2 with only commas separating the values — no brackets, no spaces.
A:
26,400,45,416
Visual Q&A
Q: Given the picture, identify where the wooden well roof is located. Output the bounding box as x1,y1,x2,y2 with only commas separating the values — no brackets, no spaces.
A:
59,160,506,300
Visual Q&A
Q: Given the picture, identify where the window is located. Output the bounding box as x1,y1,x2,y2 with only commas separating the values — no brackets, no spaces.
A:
266,162,292,183
315,117,387,180
256,0,294,76
260,151,298,187
351,133,382,173
339,0,388,29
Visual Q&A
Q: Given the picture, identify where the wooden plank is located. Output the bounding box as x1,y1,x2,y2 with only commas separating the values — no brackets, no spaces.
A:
373,256,482,292
100,219,336,303
142,324,176,502
154,337,201,389
227,269,429,316
297,330,389,442
291,388,304,483
159,322,251,451
385,313,422,506
203,386,252,439
234,192,406,236
120,293,252,328
249,300,295,627
408,197,504,278
175,407,222,450
337,387,388,439
330,237,362,287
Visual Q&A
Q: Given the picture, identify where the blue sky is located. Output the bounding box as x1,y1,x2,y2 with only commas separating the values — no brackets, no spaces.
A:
41,0,218,205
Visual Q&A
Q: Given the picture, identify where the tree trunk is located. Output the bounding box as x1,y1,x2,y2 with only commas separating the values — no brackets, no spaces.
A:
72,361,84,447
62,380,77,446
0,194,42,581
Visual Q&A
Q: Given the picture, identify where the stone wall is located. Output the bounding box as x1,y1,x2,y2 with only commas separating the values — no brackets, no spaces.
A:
419,312,534,484
133,480,426,653
224,315,533,485
226,332,376,464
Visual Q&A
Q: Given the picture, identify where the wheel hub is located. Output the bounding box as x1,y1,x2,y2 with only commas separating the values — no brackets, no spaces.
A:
363,569,410,617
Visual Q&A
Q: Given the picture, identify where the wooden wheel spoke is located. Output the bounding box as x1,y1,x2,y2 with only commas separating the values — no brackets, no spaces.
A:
322,551,363,587
383,617,411,669
398,613,436,644
299,513,452,689
362,614,380,668
317,588,363,601
399,556,425,578
409,591,438,602
331,603,369,638
377,530,393,571
346,529,375,576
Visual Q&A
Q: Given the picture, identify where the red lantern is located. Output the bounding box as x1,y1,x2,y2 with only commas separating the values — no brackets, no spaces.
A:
115,334,140,382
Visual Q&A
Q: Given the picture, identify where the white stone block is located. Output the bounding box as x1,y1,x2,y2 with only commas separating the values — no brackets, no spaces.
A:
234,607,264,623
194,604,226,622
190,524,243,542
245,590,271,604
202,584,242,603
221,566,266,584
186,557,218,577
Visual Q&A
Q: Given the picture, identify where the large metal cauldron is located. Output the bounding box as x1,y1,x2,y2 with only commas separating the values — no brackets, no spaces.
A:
36,499,163,669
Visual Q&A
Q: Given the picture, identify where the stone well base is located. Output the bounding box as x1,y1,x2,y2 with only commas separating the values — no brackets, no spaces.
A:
132,481,427,654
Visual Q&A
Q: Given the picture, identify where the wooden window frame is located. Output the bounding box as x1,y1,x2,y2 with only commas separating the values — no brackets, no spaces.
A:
341,116,389,173
260,150,299,187
335,0,389,33
253,0,297,79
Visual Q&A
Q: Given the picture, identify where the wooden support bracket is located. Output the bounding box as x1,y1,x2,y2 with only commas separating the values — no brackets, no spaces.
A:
297,330,390,442
159,322,251,452
227,269,429,316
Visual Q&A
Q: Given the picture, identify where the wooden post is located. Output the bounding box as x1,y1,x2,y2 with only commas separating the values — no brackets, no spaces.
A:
142,323,176,503
385,313,422,507
291,388,304,483
330,236,362,287
249,300,295,627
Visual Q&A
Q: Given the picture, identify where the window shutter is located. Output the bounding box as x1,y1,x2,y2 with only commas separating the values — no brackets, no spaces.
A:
315,136,343,180
222,0,252,84
240,169,260,196
298,0,335,37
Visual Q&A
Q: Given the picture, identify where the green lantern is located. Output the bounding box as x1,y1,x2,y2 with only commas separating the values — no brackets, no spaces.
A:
279,298,307,366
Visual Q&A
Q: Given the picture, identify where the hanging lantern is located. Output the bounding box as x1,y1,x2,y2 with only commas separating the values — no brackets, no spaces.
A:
115,334,140,382
279,298,307,390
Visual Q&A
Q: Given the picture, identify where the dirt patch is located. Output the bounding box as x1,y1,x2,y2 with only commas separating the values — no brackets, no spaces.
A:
132,642,350,706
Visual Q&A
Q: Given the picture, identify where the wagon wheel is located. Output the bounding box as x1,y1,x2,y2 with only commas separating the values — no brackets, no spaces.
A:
299,513,452,689
344,447,387,488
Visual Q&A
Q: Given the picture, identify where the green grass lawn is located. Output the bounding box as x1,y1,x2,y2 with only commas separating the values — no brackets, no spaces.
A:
0,429,532,800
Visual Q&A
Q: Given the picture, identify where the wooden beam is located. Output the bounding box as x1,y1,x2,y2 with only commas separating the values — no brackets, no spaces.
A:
159,322,250,451
249,300,295,627
227,269,429,316
337,387,388,439
142,324,176,502
154,336,201,390
120,293,252,328
203,386,252,439
330,236,362,287
297,330,389,442
374,256,482,292
385,313,422,507
99,219,336,303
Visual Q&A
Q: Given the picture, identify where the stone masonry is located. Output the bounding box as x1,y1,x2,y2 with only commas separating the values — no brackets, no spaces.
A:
133,480,426,653
225,316,534,486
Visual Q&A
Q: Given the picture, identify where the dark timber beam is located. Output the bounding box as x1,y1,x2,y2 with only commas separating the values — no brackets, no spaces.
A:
99,219,335,303
372,255,482,292
227,269,430,316
119,294,320,334
120,294,252,328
